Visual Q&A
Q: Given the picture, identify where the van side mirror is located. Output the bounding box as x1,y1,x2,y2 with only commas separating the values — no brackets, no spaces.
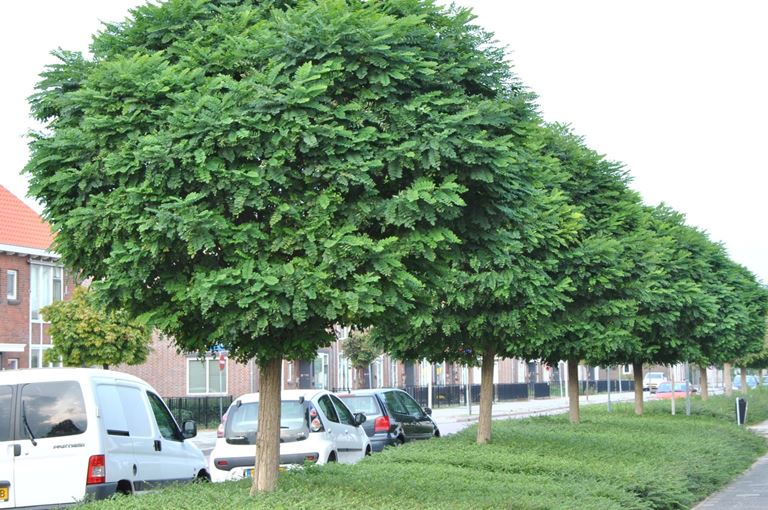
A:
182,420,198,439
353,412,367,427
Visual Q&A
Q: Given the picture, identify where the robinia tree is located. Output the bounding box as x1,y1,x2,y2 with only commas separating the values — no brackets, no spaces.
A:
343,328,380,389
42,286,151,369
26,0,529,492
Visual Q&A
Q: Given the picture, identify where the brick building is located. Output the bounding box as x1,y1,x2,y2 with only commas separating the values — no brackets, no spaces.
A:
0,185,74,369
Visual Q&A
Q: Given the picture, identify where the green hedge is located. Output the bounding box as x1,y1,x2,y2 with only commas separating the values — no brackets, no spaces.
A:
79,391,768,510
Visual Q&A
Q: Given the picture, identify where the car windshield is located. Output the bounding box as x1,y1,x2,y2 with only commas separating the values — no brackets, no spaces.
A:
657,383,688,392
339,395,380,417
225,401,308,443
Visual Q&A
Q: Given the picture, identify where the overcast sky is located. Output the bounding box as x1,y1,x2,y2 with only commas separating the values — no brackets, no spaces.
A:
1,1,766,283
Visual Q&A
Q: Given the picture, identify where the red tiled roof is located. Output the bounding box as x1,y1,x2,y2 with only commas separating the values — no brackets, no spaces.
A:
0,185,54,251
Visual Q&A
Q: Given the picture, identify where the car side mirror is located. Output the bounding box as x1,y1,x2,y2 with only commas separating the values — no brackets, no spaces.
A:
353,412,367,427
424,407,432,416
182,419,198,439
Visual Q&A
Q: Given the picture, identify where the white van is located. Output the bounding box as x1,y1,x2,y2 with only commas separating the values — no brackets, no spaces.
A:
0,368,208,508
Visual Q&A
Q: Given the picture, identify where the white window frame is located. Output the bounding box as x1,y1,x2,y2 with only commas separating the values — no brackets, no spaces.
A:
30,344,58,368
313,353,329,389
186,357,228,395
7,269,17,301
30,263,64,322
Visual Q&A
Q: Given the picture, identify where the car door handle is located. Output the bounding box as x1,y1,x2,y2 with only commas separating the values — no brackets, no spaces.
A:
154,440,162,452
13,444,21,457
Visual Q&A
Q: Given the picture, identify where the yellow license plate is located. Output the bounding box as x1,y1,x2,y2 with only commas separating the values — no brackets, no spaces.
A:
0,487,8,502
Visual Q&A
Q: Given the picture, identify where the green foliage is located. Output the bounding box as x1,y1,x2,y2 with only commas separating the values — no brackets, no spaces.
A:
77,397,767,510
527,125,652,367
343,329,380,369
25,0,520,364
42,287,151,368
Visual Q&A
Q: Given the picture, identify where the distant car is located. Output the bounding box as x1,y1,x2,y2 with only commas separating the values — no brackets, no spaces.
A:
209,389,371,482
732,375,759,390
654,382,697,399
337,389,440,452
643,372,667,393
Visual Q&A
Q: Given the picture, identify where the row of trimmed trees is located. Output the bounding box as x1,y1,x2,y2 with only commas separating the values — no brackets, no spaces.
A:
26,0,766,493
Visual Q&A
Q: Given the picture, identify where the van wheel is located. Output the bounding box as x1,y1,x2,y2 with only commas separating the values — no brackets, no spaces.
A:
327,452,337,463
115,480,133,495
365,446,372,456
195,470,211,482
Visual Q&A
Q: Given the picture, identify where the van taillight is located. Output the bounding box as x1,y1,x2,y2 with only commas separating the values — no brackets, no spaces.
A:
374,416,390,433
86,455,106,485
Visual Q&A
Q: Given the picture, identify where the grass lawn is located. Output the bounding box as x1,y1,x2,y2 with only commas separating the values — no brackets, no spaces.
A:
79,390,768,510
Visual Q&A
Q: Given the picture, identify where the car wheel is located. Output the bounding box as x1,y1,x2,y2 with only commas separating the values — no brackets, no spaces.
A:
365,446,372,456
327,452,337,463
195,471,211,483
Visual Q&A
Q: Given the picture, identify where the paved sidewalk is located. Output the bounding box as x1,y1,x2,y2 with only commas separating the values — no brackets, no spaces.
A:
428,391,636,424
693,420,768,509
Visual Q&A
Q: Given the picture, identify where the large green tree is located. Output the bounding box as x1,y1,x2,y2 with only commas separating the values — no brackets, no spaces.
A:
25,0,532,492
343,328,380,389
42,286,151,369
526,125,653,423
374,110,581,443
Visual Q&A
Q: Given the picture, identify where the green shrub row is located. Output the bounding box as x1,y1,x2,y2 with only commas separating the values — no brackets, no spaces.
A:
79,392,768,510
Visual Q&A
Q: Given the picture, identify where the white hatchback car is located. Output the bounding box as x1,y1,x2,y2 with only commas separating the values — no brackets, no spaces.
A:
209,389,371,482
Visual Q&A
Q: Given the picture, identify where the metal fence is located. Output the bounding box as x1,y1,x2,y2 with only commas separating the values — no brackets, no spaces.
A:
402,383,551,408
166,395,233,429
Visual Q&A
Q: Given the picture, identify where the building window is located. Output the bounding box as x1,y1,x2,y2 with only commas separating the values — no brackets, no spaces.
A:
30,265,63,321
30,345,59,369
623,364,631,374
313,353,329,389
187,358,227,395
6,270,17,301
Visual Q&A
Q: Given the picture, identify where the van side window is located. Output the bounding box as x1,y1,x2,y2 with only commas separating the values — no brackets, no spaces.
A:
147,392,182,441
20,381,87,438
96,384,152,438
0,385,13,441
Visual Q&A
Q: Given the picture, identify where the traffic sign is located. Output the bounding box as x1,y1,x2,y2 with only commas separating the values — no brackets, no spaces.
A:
218,352,226,370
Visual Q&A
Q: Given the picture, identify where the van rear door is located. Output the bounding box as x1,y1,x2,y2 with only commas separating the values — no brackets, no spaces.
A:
0,385,15,508
13,381,90,508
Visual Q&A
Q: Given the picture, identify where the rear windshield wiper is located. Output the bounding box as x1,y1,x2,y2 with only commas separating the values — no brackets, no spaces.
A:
21,401,37,446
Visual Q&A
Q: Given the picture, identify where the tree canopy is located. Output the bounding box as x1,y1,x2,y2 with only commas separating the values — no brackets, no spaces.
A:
25,0,554,491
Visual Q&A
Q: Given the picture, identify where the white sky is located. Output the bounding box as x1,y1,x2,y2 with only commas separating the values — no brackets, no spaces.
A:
1,1,766,283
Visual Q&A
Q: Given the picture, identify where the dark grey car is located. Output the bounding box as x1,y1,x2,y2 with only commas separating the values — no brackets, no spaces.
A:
338,389,440,452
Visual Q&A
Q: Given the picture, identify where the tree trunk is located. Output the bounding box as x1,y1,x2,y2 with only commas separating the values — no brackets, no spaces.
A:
102,364,109,370
476,345,496,444
633,361,644,416
740,368,748,393
250,356,281,495
354,367,366,390
567,357,580,424
724,363,733,396
699,365,709,401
